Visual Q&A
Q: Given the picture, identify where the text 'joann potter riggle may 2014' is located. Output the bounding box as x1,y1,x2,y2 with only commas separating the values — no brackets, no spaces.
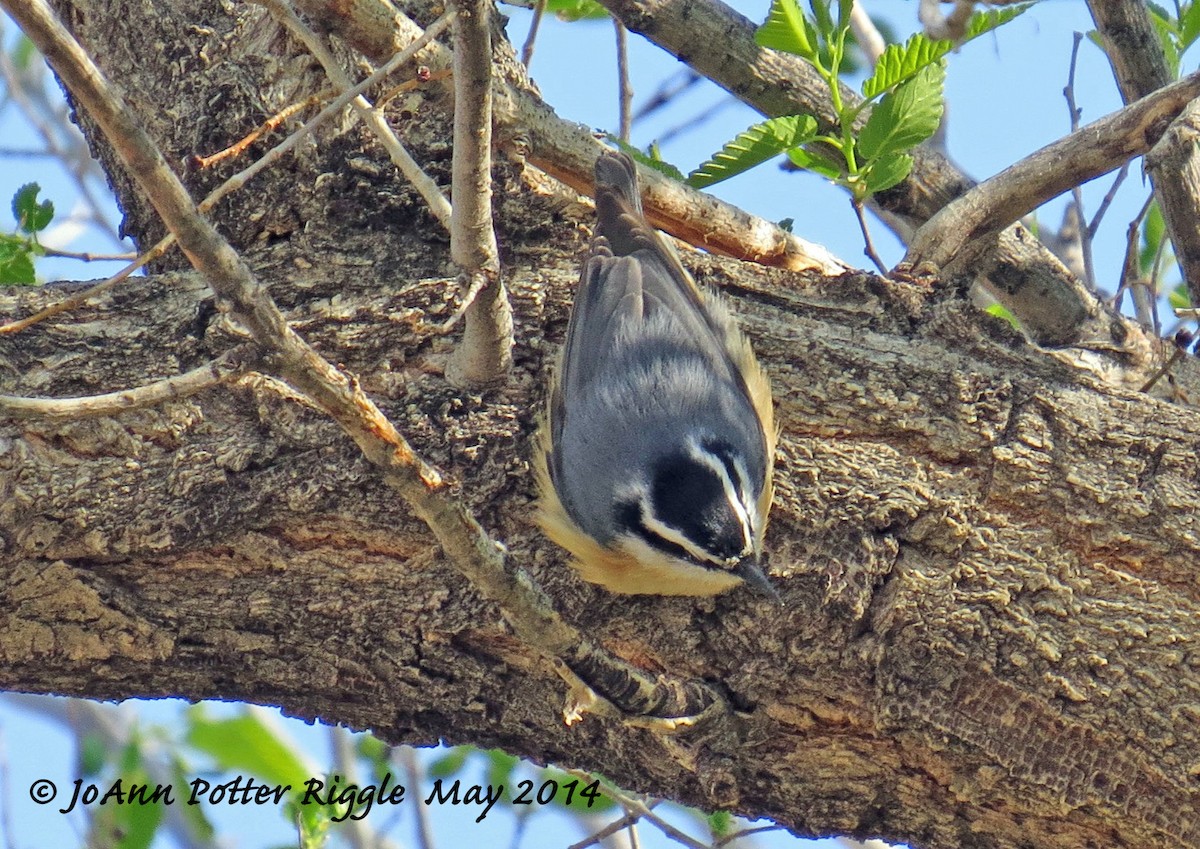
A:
32,774,605,824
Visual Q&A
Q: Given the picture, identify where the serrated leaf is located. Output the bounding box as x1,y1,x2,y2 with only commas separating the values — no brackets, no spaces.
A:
862,152,913,194
756,0,819,63
862,34,951,100
12,183,54,233
0,249,35,286
546,0,608,22
688,114,819,188
858,62,945,161
786,145,844,180
186,708,308,789
962,2,1033,42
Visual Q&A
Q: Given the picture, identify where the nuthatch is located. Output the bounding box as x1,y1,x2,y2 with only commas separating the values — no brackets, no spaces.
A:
536,152,776,597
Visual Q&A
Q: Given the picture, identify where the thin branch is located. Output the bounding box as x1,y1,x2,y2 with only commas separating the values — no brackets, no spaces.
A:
0,11,455,336
852,199,887,274
446,0,513,388
192,91,330,169
905,70,1200,275
615,18,632,143
1113,191,1155,317
849,0,886,67
1,0,728,731
714,824,786,847
399,747,436,849
521,0,547,67
566,801,663,849
1088,162,1128,242
1063,31,1097,291
261,0,453,229
0,344,259,420
40,246,137,262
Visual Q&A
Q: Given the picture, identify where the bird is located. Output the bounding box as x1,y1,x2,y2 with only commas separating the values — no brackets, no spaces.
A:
535,151,777,597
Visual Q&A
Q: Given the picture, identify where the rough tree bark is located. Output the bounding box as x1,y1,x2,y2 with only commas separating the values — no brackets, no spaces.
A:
1,2,1199,848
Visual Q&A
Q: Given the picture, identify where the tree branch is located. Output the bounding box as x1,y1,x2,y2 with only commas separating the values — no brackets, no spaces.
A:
0,344,258,419
445,0,513,388
594,0,1110,346
904,70,1200,276
1087,0,1200,309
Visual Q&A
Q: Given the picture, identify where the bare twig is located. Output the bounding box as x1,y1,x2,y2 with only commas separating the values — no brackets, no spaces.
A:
566,801,663,849
849,0,886,67
1063,31,1097,291
714,824,786,847
852,199,887,274
615,18,632,142
0,344,258,420
2,0,727,730
1113,192,1155,317
1088,162,1128,242
261,0,453,229
40,246,137,262
905,70,1200,275
445,0,512,388
521,0,547,67
399,747,435,849
192,91,330,169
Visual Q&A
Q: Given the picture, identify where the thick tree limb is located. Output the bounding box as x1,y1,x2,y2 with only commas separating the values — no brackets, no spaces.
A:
1087,0,1200,309
904,70,1200,275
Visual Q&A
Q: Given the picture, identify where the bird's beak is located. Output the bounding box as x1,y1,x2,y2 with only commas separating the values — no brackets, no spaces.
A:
735,556,781,604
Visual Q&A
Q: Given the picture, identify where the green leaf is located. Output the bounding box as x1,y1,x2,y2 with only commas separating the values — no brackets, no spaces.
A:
0,237,36,285
862,34,951,99
962,2,1034,42
427,745,474,778
858,61,945,161
12,183,54,233
484,748,519,790
1181,2,1200,50
1169,282,1192,311
707,810,735,836
986,302,1019,329
186,707,308,789
12,35,38,73
786,145,844,180
756,0,820,63
80,732,108,777
688,114,819,188
545,0,608,21
602,138,687,182
861,152,914,194
1146,4,1182,76
1140,201,1165,275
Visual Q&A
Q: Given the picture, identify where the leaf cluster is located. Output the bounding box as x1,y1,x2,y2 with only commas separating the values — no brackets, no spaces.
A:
689,0,1029,200
1,182,55,286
